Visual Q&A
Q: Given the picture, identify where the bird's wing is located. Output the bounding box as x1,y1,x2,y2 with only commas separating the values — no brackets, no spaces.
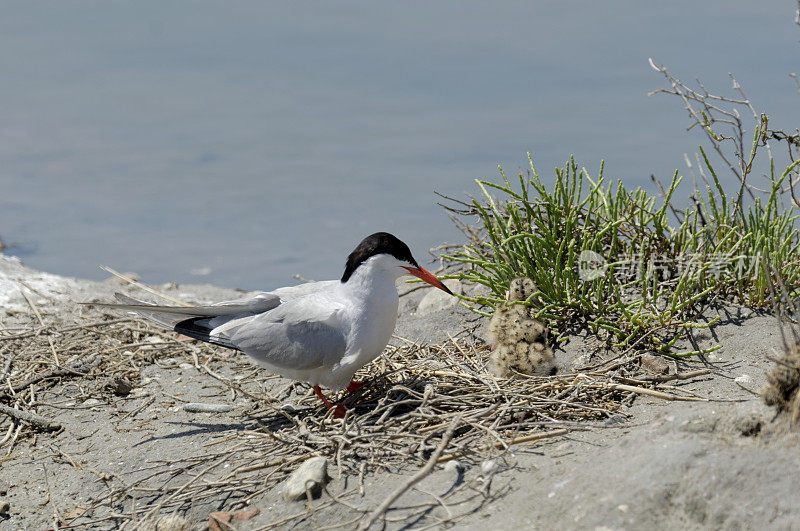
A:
87,292,282,330
220,295,348,372
87,282,346,363
271,280,339,300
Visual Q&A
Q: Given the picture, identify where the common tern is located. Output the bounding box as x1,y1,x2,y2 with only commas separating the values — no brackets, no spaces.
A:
90,232,453,417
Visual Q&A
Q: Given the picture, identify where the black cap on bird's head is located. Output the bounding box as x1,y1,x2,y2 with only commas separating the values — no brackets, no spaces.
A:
341,232,453,295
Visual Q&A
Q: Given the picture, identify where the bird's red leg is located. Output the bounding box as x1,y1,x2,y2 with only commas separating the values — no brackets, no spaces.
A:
312,385,334,408
312,385,346,418
346,380,366,393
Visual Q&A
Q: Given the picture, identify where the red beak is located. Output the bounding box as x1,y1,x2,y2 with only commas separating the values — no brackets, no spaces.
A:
401,266,454,295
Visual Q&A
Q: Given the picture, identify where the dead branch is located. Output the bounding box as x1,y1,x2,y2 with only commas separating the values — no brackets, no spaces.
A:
358,415,461,530
0,403,60,431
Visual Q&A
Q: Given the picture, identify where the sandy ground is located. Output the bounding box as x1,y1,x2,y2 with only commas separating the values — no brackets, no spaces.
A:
1,254,799,530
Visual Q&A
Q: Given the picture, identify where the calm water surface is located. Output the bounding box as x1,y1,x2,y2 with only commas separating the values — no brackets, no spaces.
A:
1,1,798,289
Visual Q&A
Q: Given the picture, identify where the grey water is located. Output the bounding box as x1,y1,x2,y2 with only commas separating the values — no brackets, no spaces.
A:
1,1,798,290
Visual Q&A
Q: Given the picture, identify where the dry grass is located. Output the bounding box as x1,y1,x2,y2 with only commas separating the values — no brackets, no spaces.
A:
0,304,712,528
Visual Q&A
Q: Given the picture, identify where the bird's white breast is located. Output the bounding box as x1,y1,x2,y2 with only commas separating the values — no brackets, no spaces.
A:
325,258,402,386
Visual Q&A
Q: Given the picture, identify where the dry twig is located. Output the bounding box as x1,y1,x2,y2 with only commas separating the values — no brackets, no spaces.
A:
358,415,461,530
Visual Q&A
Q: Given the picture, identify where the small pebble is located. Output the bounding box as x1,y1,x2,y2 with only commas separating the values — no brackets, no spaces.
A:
415,280,462,315
84,398,101,406
282,456,329,501
104,375,134,396
640,353,669,374
443,459,464,473
481,458,499,476
0,501,10,514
